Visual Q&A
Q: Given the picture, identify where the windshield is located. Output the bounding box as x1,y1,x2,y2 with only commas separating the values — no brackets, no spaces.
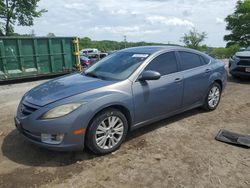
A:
84,52,149,80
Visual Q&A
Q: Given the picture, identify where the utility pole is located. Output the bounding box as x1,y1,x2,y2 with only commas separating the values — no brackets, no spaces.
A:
31,29,35,37
124,35,127,48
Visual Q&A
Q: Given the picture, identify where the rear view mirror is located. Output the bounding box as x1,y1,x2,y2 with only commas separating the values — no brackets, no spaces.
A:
139,70,161,81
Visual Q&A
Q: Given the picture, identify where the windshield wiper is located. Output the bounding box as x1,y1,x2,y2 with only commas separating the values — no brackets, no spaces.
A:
84,72,106,80
84,72,98,78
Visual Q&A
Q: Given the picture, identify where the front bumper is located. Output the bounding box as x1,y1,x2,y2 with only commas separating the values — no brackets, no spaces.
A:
229,57,250,77
15,101,92,151
15,117,85,151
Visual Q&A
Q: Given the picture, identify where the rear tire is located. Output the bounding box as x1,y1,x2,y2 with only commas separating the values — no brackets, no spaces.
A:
85,109,128,155
203,82,222,111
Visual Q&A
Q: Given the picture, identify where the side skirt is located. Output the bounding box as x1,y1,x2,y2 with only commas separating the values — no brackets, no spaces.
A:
130,102,203,131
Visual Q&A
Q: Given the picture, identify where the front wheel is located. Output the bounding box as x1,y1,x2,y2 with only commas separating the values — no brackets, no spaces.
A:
203,82,222,111
85,109,128,154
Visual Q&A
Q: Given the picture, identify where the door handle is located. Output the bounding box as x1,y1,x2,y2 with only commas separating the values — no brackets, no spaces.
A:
174,77,182,82
205,69,211,73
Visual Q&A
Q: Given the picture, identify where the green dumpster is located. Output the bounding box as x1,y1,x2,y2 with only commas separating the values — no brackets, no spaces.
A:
0,37,80,82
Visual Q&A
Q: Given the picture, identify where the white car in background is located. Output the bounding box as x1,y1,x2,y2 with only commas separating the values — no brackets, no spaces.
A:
80,48,108,64
80,48,99,56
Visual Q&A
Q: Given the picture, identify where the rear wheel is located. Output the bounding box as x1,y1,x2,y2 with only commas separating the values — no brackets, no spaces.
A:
203,82,221,111
86,109,128,154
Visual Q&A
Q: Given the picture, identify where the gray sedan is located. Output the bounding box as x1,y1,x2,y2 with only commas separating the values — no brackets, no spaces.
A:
15,46,227,154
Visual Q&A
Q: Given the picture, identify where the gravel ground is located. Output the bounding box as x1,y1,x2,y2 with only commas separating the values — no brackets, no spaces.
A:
0,68,249,188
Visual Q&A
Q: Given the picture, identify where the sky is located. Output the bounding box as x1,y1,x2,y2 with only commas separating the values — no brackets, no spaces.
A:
15,0,238,47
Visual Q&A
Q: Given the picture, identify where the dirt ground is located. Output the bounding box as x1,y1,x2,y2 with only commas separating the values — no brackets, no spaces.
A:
0,70,249,188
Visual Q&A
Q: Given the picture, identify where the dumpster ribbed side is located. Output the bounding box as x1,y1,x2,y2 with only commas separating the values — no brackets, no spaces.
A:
0,37,77,82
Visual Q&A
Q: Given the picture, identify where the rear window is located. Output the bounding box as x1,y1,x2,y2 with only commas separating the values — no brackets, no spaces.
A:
201,56,210,64
179,52,204,71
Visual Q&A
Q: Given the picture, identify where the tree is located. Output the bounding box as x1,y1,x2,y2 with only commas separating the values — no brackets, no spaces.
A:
224,0,250,47
80,37,92,49
47,32,55,37
210,44,240,59
181,28,207,50
0,0,47,36
78,37,177,52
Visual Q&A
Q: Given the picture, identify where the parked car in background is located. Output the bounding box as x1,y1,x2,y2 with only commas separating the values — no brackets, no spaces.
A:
229,46,250,78
84,52,107,64
86,54,100,64
80,48,99,56
80,48,108,64
80,55,93,68
99,52,108,59
15,46,227,154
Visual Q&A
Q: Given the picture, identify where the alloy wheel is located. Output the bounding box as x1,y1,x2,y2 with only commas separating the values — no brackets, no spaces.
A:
208,86,220,108
95,116,124,150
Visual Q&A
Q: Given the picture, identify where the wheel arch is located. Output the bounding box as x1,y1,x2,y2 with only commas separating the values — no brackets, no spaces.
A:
86,104,132,132
214,79,223,90
208,71,225,91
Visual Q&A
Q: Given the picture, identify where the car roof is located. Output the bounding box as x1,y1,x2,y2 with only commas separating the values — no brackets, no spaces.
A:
119,46,184,54
119,46,212,60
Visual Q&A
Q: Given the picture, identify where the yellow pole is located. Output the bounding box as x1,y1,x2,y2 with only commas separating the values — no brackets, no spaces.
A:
73,37,82,72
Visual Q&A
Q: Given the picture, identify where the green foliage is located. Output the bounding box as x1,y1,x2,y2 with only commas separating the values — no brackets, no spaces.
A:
224,0,250,47
210,44,241,58
79,37,240,59
79,37,179,52
0,0,47,36
47,32,56,37
181,28,207,50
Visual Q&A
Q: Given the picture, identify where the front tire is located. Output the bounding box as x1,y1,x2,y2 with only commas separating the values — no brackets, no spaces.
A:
203,82,222,111
85,109,128,154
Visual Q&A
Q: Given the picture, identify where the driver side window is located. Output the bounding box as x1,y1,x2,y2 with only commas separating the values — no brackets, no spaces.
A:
145,52,178,76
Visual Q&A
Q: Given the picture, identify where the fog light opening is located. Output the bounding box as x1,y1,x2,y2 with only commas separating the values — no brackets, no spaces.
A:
41,133,64,145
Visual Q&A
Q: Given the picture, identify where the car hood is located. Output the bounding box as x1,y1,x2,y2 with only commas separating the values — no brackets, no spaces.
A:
236,51,250,57
24,73,117,106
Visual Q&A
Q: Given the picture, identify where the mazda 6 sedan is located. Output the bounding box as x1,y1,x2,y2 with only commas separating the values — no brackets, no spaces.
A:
15,46,227,154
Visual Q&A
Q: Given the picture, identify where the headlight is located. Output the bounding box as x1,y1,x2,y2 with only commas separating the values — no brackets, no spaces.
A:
42,103,83,119
232,55,240,61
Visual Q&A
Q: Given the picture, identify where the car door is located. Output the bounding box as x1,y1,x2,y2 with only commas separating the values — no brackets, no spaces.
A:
132,51,184,126
177,51,211,108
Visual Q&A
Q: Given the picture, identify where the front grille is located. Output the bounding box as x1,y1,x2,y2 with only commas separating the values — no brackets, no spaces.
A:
237,57,250,66
21,101,40,116
233,67,250,73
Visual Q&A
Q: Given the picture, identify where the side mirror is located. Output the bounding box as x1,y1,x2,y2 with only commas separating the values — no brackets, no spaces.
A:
139,70,161,81
239,47,246,52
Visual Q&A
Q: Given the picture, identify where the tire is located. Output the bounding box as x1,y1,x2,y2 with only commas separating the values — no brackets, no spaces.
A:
85,109,128,154
203,82,222,111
